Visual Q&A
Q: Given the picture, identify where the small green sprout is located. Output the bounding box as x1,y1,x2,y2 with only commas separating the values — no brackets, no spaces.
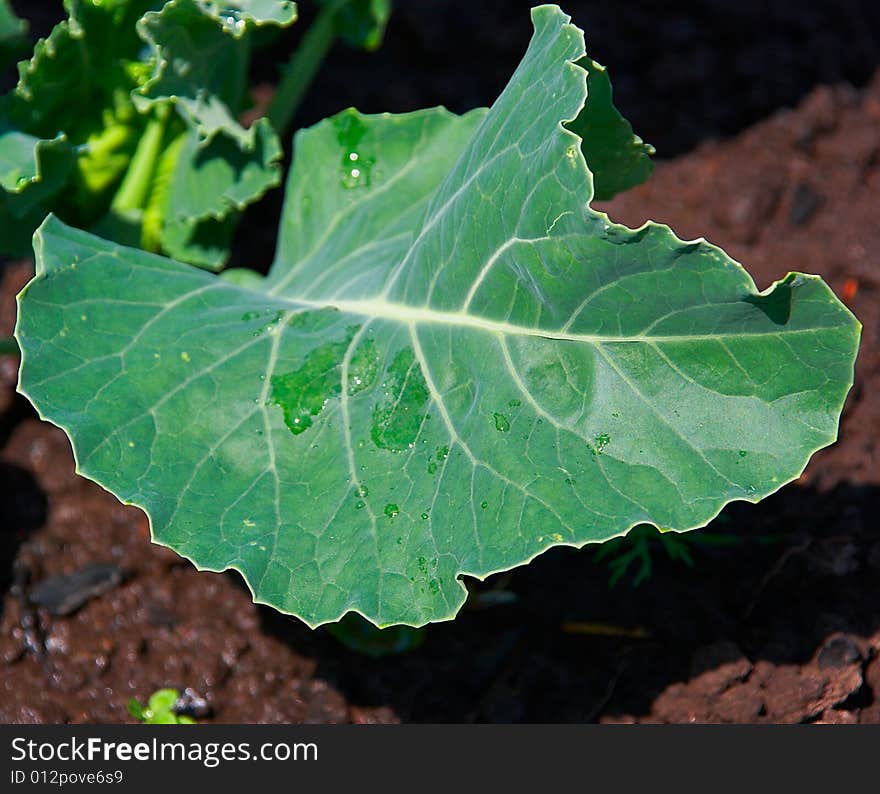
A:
127,689,195,725
594,525,697,588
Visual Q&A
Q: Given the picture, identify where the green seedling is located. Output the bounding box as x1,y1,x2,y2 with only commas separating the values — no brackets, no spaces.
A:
128,688,196,724
13,5,859,632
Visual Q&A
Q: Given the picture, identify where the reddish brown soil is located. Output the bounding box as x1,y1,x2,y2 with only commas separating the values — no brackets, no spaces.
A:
1,75,879,724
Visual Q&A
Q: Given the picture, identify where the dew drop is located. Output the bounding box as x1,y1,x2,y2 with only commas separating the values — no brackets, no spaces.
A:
384,503,400,518
219,9,246,34
335,112,376,189
420,512,429,520
738,450,748,457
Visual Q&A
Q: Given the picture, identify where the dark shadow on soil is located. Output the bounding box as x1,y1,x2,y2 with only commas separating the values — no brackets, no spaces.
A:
0,393,34,450
257,483,880,722
0,461,47,614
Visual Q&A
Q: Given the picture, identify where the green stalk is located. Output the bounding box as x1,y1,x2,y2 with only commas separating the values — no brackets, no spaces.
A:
267,0,349,136
0,336,19,356
141,129,187,253
110,105,171,214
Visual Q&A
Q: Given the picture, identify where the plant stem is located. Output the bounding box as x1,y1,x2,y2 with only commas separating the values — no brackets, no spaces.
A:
141,129,188,253
0,336,19,356
267,0,348,136
111,105,171,214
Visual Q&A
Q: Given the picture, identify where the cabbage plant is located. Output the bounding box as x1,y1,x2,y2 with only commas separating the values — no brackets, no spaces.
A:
13,5,860,628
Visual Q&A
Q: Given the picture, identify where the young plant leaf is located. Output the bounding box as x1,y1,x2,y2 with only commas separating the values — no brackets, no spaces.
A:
0,128,73,208
195,0,298,28
15,6,860,629
159,118,284,268
7,0,155,142
135,0,297,147
0,127,74,256
0,0,293,264
0,0,157,235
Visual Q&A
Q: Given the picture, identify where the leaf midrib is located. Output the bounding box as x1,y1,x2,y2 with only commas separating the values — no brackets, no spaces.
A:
278,294,835,344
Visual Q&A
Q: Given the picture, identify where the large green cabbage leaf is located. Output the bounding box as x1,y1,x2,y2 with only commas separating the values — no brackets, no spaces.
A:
15,5,860,627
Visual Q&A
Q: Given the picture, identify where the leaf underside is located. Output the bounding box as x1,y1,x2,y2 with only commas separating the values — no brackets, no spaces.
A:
16,6,860,628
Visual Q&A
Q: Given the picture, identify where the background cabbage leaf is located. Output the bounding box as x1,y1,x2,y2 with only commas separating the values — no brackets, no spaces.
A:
0,0,294,265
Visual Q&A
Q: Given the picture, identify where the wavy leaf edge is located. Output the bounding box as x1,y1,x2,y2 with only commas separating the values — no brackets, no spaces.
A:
15,5,861,629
